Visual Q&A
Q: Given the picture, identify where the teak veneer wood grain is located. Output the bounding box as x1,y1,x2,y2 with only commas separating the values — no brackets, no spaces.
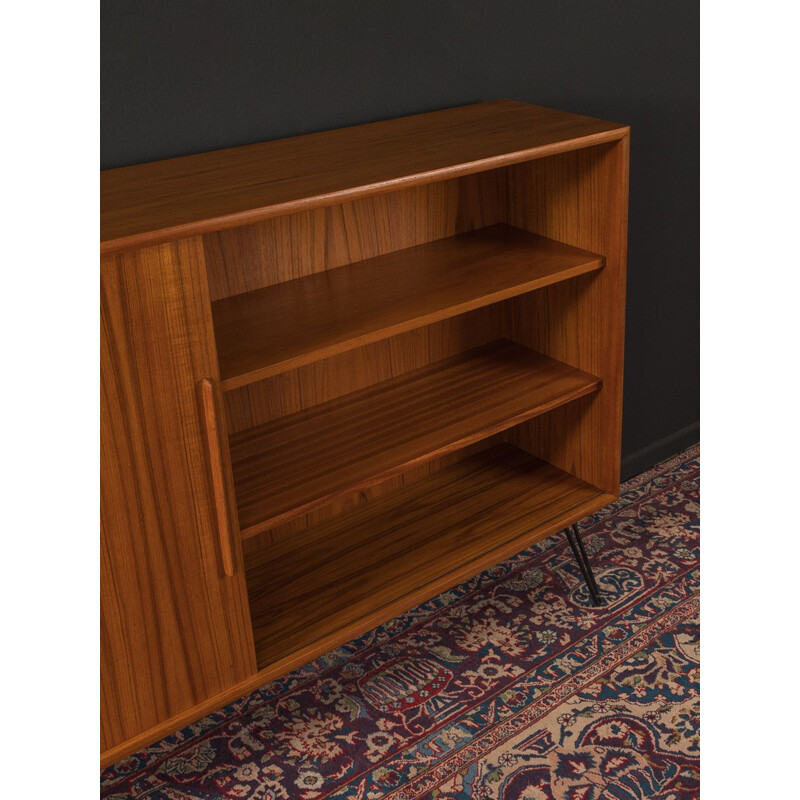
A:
212,224,604,389
222,307,508,436
101,100,627,253
245,443,612,669
100,100,629,768
225,308,508,543
99,437,614,770
505,139,629,495
229,340,601,537
198,378,236,577
203,170,507,301
100,241,255,753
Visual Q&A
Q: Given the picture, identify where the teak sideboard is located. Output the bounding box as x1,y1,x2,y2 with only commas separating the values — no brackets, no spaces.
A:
100,100,629,767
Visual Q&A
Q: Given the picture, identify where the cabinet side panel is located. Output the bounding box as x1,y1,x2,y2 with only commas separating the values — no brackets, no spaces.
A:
100,238,256,753
505,138,629,494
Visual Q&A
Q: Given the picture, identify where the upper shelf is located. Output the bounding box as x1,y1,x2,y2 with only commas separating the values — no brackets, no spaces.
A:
100,100,628,253
212,224,604,390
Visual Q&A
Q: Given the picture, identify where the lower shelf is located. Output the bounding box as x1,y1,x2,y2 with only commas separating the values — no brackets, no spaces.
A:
231,339,601,537
245,443,614,671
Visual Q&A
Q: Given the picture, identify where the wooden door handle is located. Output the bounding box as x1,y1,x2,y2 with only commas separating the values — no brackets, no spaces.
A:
198,378,235,577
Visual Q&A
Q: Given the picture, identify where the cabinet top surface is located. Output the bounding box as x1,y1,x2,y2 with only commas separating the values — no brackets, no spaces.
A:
100,100,627,254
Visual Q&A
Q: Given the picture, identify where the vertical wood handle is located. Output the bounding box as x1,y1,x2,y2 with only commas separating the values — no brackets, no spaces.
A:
199,378,235,577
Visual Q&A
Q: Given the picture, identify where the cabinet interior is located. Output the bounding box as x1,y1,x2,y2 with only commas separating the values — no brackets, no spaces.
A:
200,146,620,670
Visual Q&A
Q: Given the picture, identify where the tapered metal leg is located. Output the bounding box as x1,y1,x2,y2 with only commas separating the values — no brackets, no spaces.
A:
565,523,602,606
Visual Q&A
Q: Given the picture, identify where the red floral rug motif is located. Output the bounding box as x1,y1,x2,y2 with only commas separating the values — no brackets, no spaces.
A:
101,445,700,799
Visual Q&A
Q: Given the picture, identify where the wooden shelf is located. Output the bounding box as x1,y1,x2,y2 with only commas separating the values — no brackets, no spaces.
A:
245,443,612,670
100,100,627,253
212,224,604,390
230,340,601,536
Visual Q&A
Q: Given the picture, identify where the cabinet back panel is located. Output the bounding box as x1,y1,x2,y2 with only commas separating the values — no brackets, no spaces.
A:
222,305,506,433
210,168,509,544
227,304,505,544
203,170,507,301
241,438,501,550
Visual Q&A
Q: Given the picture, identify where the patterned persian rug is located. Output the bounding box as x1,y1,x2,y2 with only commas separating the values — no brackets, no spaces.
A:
101,446,699,800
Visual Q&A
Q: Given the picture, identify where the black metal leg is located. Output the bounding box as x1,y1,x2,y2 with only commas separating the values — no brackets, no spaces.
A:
565,523,602,606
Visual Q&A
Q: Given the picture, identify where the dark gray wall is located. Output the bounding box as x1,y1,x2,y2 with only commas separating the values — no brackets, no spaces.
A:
102,0,699,479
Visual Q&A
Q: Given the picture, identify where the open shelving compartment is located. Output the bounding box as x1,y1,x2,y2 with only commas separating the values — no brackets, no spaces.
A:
201,122,628,673
100,100,630,762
